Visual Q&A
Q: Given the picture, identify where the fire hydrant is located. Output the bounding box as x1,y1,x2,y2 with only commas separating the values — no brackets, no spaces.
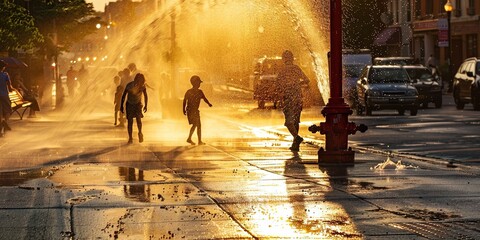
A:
309,101,367,165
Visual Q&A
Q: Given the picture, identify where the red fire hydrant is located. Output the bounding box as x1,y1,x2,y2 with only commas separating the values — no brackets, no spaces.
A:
308,0,367,165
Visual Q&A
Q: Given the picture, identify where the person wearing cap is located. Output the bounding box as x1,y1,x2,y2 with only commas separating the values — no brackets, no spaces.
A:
277,50,310,151
0,60,15,136
182,75,212,145
120,73,148,144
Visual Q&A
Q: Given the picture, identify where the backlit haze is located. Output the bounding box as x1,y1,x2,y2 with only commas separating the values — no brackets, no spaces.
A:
87,0,110,12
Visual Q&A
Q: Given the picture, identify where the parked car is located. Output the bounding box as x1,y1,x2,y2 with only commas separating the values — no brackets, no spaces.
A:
452,57,480,110
252,57,283,109
342,49,372,107
356,65,418,116
403,65,443,108
373,57,418,66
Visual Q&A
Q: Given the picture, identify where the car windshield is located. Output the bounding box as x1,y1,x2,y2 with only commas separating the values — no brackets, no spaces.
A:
405,68,434,81
369,68,408,83
344,64,364,78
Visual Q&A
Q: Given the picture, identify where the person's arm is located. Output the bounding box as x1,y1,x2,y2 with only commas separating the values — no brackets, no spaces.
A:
120,88,127,113
143,88,148,113
182,92,187,115
298,66,310,86
6,74,15,92
202,91,212,107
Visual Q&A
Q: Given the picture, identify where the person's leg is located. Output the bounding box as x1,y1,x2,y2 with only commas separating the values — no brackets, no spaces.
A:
127,118,134,143
119,112,125,127
136,116,143,143
114,110,118,125
3,112,11,131
286,112,303,151
286,123,298,138
187,125,196,145
197,122,204,145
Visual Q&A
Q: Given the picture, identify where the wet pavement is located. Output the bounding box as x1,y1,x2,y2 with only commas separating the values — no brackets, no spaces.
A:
0,103,480,239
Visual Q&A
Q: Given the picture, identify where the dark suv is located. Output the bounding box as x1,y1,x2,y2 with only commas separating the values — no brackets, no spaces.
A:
356,65,418,116
403,65,443,108
452,57,480,110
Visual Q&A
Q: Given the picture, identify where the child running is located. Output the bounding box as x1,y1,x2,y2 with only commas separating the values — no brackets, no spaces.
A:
182,75,212,145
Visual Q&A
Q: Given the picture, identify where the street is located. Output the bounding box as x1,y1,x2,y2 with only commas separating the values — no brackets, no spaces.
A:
0,89,479,239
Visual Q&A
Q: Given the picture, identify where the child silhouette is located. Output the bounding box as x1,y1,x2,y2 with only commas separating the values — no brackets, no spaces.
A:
183,75,212,145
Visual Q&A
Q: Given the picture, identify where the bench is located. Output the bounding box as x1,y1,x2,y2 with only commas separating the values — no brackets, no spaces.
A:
9,90,32,120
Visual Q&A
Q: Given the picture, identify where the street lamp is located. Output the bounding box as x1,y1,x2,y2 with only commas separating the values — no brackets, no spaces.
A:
444,0,453,92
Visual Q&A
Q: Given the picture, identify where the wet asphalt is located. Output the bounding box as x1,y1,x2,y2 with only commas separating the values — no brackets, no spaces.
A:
0,102,479,239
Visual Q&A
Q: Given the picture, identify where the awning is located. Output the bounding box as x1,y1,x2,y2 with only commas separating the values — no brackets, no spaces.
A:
0,57,28,68
374,27,401,46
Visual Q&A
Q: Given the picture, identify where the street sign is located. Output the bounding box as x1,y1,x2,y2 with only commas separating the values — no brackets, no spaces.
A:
438,18,449,47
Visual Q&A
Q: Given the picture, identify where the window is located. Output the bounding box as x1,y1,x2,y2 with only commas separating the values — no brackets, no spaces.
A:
455,0,462,17
414,0,421,18
407,0,411,21
468,0,475,15
467,34,478,58
426,0,433,15
467,62,475,74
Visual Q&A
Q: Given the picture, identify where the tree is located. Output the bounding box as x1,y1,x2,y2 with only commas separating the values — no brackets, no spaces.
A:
14,0,100,57
0,0,43,52
342,0,385,49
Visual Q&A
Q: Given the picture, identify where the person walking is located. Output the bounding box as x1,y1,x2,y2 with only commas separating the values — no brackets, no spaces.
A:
66,66,77,97
77,64,88,94
0,60,15,136
277,50,310,151
182,75,212,145
120,73,148,144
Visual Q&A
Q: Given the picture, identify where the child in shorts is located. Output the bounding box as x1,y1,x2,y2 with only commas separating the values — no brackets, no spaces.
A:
182,75,212,145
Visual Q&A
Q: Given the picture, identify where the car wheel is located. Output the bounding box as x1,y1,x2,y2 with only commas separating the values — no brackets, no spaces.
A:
410,107,418,116
454,89,465,110
258,100,265,109
434,96,442,108
398,108,405,115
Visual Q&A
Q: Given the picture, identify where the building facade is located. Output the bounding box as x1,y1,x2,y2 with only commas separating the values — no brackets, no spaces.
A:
383,0,479,73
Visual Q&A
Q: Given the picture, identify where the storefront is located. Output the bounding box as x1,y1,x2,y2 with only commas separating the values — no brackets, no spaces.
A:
413,17,480,73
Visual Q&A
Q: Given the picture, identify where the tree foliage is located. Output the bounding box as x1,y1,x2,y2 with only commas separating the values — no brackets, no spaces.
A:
342,0,385,49
0,0,43,52
13,0,100,57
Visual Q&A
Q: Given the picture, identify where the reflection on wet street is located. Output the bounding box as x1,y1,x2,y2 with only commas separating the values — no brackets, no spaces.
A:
1,103,480,239
0,113,365,239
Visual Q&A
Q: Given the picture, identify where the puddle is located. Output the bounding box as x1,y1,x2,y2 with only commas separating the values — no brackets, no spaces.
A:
0,163,210,204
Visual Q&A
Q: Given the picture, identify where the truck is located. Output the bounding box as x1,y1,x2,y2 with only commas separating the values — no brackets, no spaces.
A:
342,49,372,106
251,56,284,109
